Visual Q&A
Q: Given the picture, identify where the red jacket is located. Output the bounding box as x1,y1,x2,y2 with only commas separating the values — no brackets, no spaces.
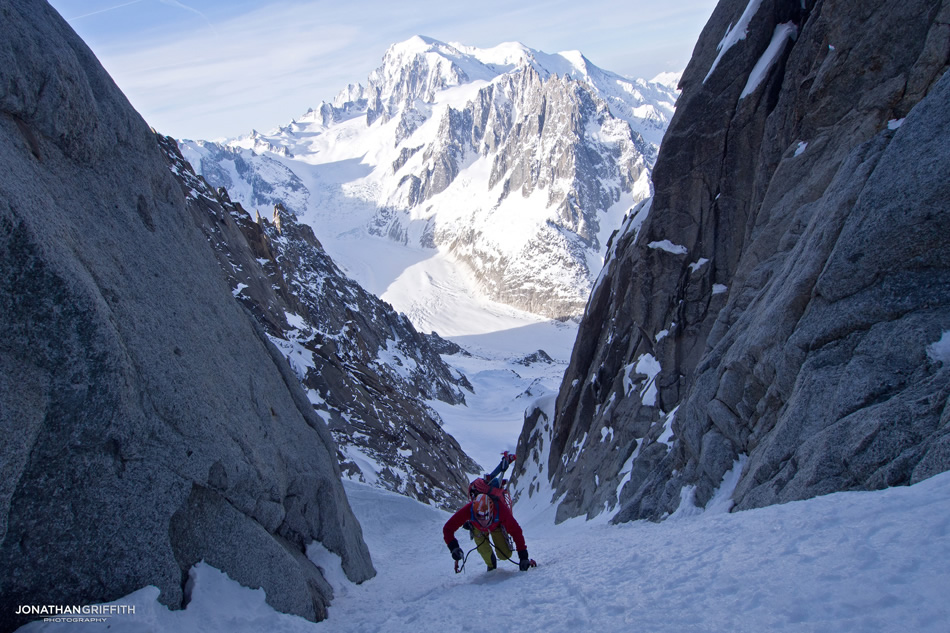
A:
443,499,527,551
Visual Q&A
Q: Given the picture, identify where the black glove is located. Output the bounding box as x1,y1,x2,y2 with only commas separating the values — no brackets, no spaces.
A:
518,549,531,571
447,539,463,561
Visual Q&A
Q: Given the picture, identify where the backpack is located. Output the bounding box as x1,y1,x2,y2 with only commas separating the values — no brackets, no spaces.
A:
468,450,516,512
468,476,512,514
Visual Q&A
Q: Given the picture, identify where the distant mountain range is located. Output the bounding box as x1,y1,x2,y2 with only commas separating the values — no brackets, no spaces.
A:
179,36,680,321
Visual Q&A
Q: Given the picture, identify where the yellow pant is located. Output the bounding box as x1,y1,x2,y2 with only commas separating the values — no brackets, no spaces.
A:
474,528,512,567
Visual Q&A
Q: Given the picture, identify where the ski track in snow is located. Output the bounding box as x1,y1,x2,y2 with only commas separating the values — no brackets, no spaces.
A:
20,473,950,632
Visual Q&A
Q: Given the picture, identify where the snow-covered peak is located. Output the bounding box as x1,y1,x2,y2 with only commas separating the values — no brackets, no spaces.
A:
444,40,598,81
361,36,495,124
383,34,456,58
447,40,601,85
359,35,677,136
650,70,683,92
449,40,534,70
537,48,594,80
370,36,496,96
193,36,682,323
333,82,365,108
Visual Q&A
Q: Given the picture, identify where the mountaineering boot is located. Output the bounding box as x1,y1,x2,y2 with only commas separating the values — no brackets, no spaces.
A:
487,553,497,571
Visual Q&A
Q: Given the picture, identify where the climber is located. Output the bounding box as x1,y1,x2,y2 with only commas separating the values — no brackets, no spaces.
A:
442,452,534,572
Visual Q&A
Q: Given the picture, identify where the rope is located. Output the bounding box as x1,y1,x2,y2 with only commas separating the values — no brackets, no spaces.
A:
454,529,519,573
454,543,479,574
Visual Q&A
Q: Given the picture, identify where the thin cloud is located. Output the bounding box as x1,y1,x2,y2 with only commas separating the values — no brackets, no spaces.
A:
66,0,716,139
158,0,220,37
101,7,366,137
65,0,145,21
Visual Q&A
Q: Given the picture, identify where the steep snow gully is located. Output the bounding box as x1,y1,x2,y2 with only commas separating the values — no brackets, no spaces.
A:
9,1,950,630
19,473,950,632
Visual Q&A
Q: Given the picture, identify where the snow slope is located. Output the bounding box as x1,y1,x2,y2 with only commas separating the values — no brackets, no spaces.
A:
431,321,577,470
20,471,950,632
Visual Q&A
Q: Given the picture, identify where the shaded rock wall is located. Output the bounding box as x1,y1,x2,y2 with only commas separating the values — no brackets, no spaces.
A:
0,1,373,629
514,0,950,523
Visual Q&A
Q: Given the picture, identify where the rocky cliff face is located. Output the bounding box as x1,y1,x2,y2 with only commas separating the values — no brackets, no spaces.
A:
514,0,950,523
183,37,678,321
158,136,480,509
0,1,374,629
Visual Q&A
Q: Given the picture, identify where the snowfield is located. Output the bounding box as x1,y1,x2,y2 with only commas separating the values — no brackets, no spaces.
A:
19,470,950,632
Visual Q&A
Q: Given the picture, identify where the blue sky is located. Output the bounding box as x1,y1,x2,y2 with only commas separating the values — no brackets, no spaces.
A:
48,0,717,140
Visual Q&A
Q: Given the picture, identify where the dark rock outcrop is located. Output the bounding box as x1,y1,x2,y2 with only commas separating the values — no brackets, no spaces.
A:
158,138,480,509
0,1,373,629
515,350,555,366
424,331,472,357
514,0,950,522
